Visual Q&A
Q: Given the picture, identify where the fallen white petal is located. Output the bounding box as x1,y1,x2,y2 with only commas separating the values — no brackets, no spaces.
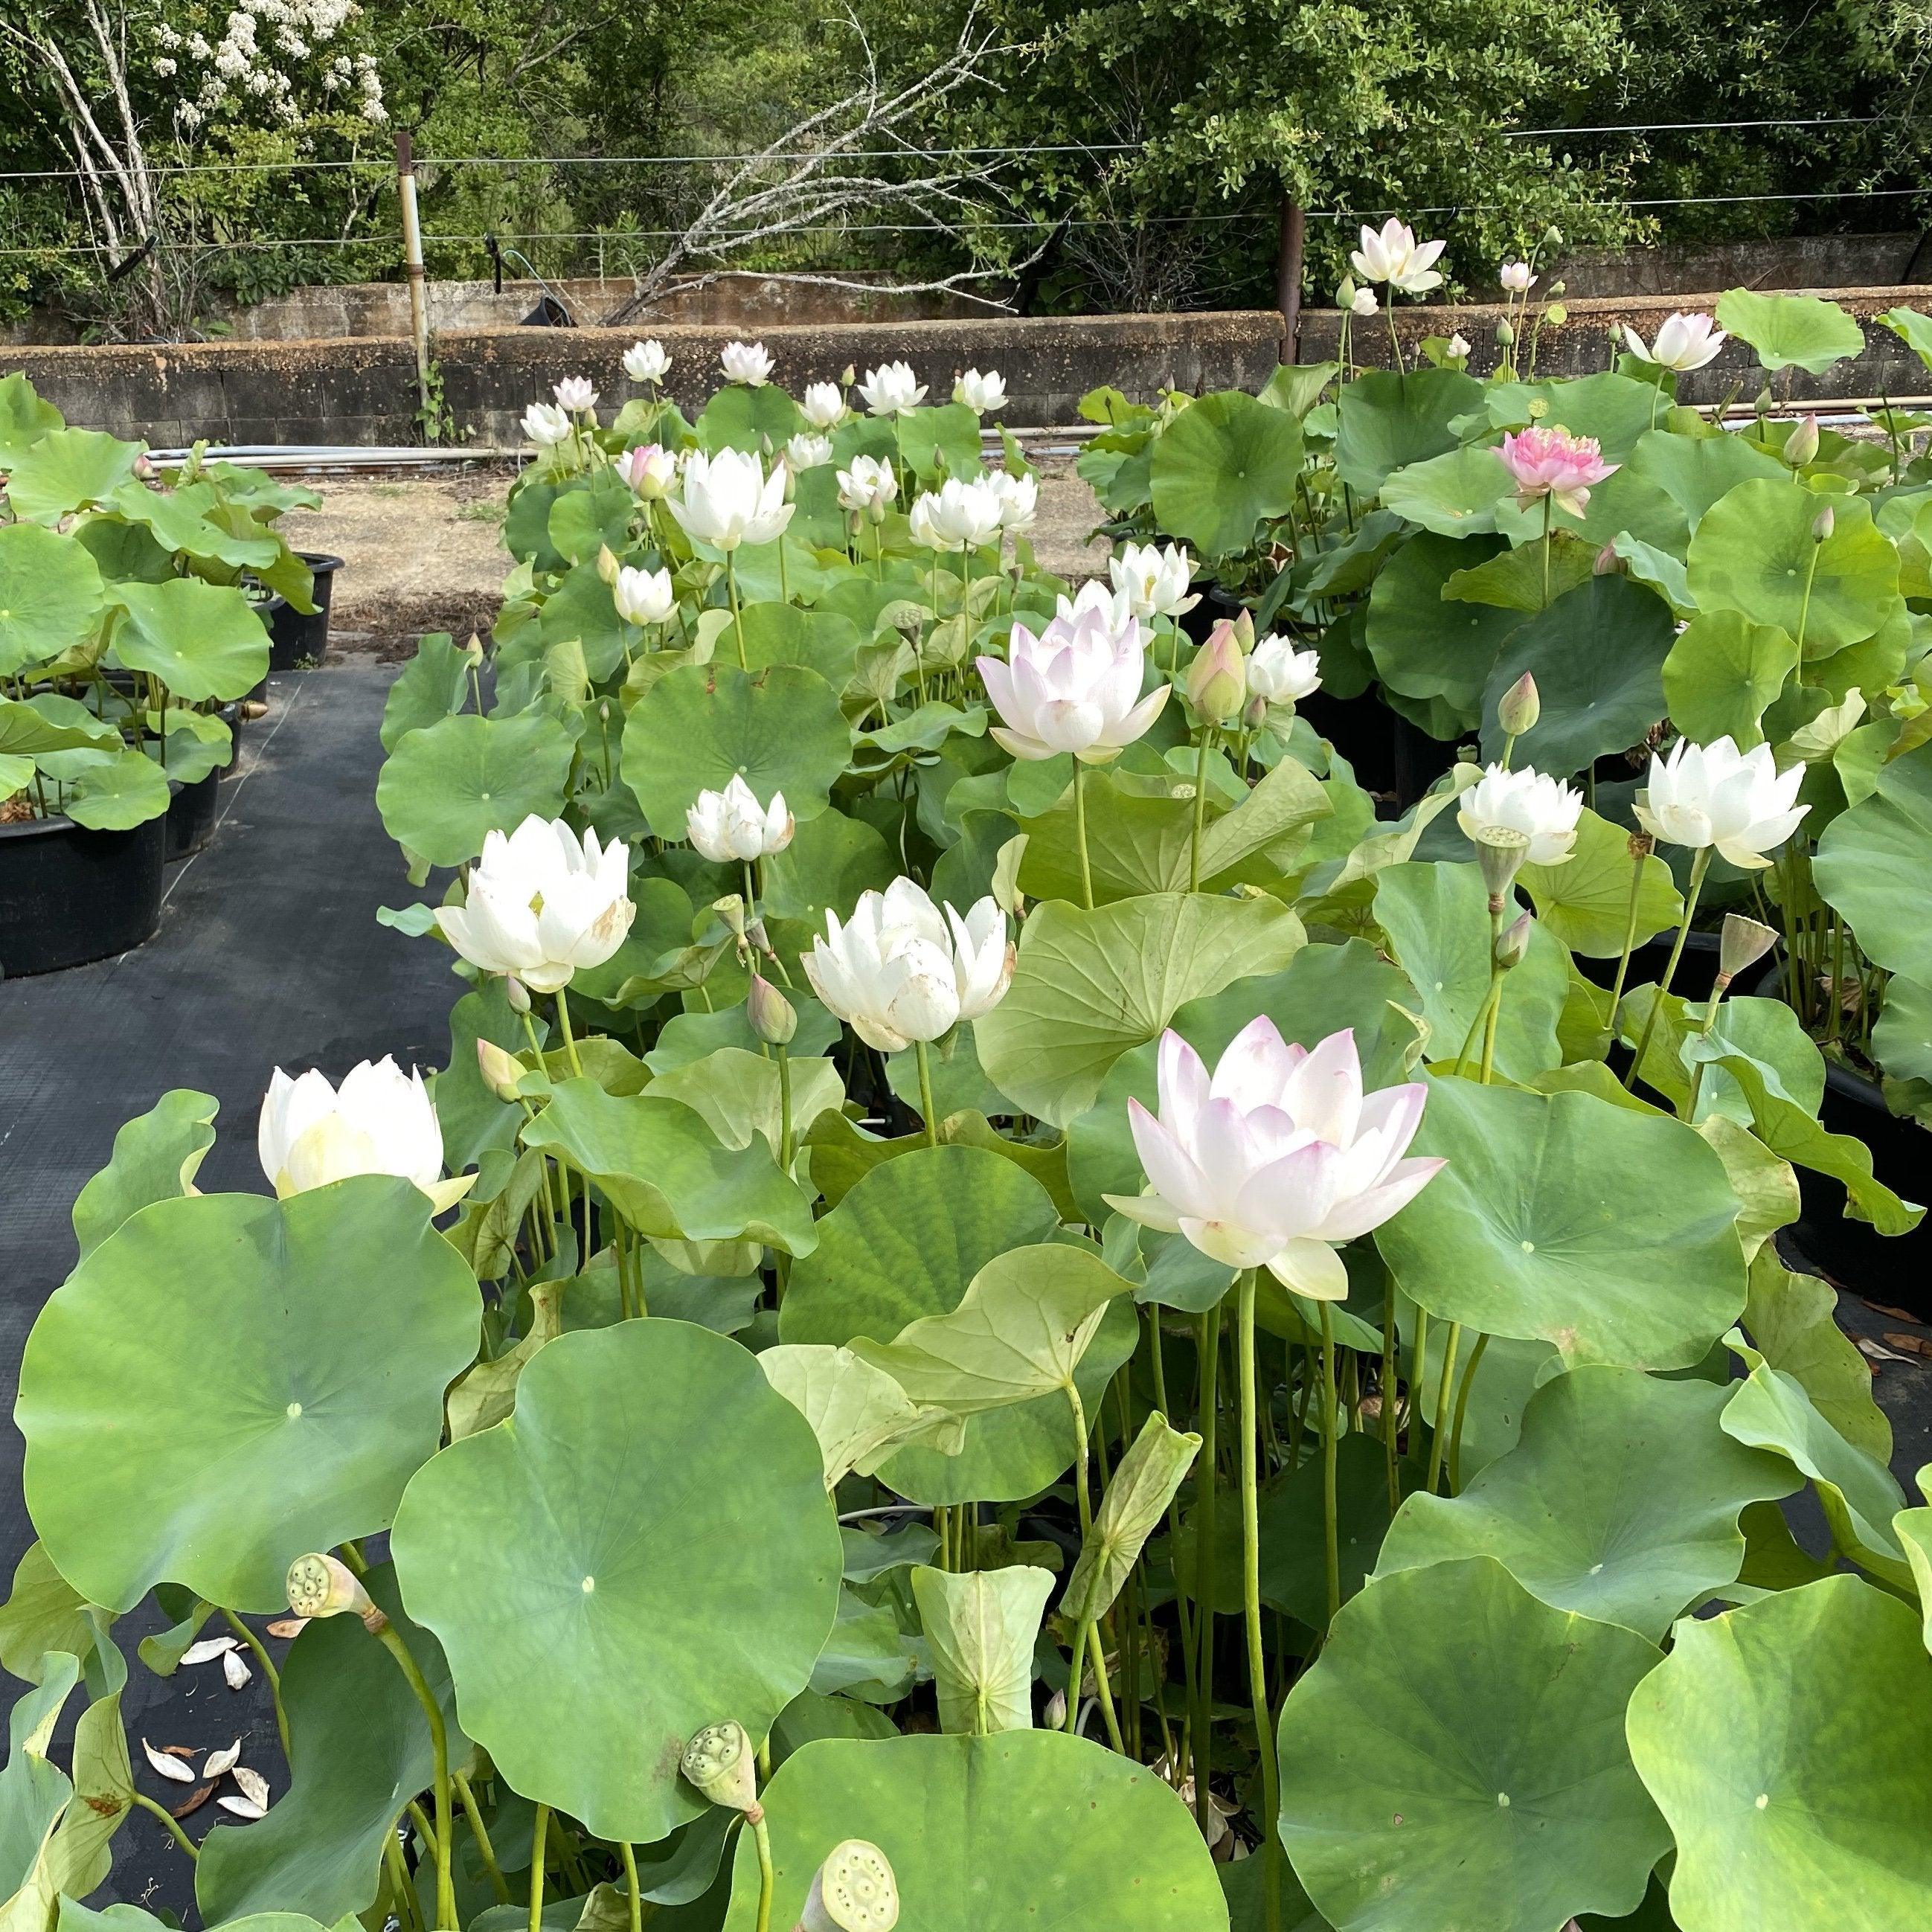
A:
222,1649,252,1689
141,1740,197,1784
232,1765,270,1809
179,1637,238,1666
266,1617,308,1640
216,1795,266,1820
205,1740,242,1779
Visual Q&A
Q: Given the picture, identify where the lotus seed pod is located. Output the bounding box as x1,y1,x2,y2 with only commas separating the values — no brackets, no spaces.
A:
1496,672,1540,739
1811,504,1835,542
680,1720,759,1814
748,972,797,1047
596,544,621,586
1786,415,1820,466
798,1840,899,1932
1718,913,1779,983
504,975,531,1015
476,1038,524,1103
1472,824,1531,907
715,893,748,940
1542,225,1564,251
1495,910,1533,971
286,1553,382,1629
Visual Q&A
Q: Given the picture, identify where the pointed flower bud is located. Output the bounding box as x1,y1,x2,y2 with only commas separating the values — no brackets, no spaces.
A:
1785,415,1820,466
1594,542,1623,577
1718,913,1778,985
1496,672,1540,739
504,974,530,1015
1186,621,1248,726
286,1553,384,1631
800,1840,899,1932
476,1038,525,1103
747,972,797,1046
596,544,620,586
1472,824,1531,908
680,1721,760,1815
1496,318,1515,347
1495,910,1533,971
1811,504,1835,542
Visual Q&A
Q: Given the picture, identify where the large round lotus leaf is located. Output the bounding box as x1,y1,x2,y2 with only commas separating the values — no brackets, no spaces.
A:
1373,860,1568,1077
196,1564,466,1925
18,1179,482,1612
1374,1077,1746,1368
1067,938,1419,1225
696,382,804,453
112,578,270,702
1687,479,1899,655
620,662,851,835
1477,574,1677,774
1660,609,1797,748
1715,287,1867,375
1149,389,1304,559
975,891,1305,1128
0,524,105,678
375,710,577,867
62,747,172,830
1365,532,1521,720
391,1320,841,1844
1518,806,1682,957
1333,369,1484,495
1814,739,1932,983
1478,372,1666,463
1277,1556,1669,1932
4,429,141,524
1376,1366,1797,1639
1627,1575,1932,1932
1626,427,1786,529
1376,445,1509,537
722,1731,1225,1931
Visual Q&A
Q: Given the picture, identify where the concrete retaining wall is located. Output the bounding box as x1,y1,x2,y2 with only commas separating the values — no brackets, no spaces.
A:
1557,232,1929,299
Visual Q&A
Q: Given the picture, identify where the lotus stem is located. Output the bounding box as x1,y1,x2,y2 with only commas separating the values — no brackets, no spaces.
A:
914,1039,940,1147
1083,1619,1127,1752
1317,1299,1341,1628
753,1811,777,1932
131,1788,199,1861
527,1802,549,1932
219,1607,290,1761
1605,847,1650,1052
1625,846,1712,1090
1541,494,1553,607
1448,1332,1491,1493
1236,1272,1283,1932
1062,1620,1086,1734
726,554,747,668
1191,1303,1221,1837
1188,728,1216,893
618,1840,644,1932
777,1046,795,1174
1066,1377,1094,1541
387,1829,426,1932
553,986,585,1078
1073,760,1094,910
372,1622,458,1931
1381,1277,1400,1511
455,1771,511,1904
1425,1322,1463,1496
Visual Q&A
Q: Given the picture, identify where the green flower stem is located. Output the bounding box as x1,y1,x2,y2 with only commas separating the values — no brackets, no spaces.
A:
618,1839,644,1932
1066,1378,1094,1542
725,554,747,668
553,986,585,1079
527,1803,549,1932
1408,1306,1431,1476
372,1621,458,1931
219,1607,291,1761
1381,1276,1401,1511
1685,968,1737,1123
455,1771,511,1904
777,1046,795,1175
1425,1321,1463,1496
1188,727,1217,893
914,1039,940,1147
1541,494,1554,608
1794,537,1821,658
1236,1272,1283,1932
386,1830,426,1932
1625,846,1713,1090
1146,1314,1198,1720
1082,1617,1127,1752
1317,1298,1341,1628
131,1788,199,1861
1447,1332,1491,1493
1073,759,1095,910
751,1811,777,1932
1191,1303,1221,1837
1605,849,1649,1054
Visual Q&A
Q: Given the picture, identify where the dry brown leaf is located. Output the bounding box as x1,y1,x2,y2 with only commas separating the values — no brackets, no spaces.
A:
266,1617,308,1640
1861,1300,1920,1323
1884,1332,1932,1360
141,1741,196,1784
170,1784,215,1820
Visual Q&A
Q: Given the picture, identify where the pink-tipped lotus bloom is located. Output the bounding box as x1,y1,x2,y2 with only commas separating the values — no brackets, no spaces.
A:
1496,425,1618,518
1105,1021,1445,1302
615,443,675,498
978,606,1167,763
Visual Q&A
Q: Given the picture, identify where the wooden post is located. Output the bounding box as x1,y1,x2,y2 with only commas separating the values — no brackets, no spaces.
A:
396,129,433,432
1276,196,1306,365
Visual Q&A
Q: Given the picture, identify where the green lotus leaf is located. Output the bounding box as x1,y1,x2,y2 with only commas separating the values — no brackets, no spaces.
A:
546,467,636,565
66,1908,348,1932
391,1321,841,1844
1277,1557,1668,1932
759,1344,960,1488
379,633,472,753
0,1547,118,1696
620,662,851,835
1149,389,1305,558
375,710,577,868
1625,426,1787,530
1715,287,1867,374
1814,739,1932,983
107,478,280,569
721,1731,1225,1931
0,373,64,462
894,401,983,484
1477,574,1676,774
0,1657,79,1904
148,705,234,784
1333,368,1483,495
1479,372,1666,463
1374,1077,1747,1367
975,891,1305,1127
1376,1365,1797,1638
1519,807,1683,957
758,806,896,968
1740,1248,1890,1459
196,1564,466,1925
910,1564,1054,1734
697,382,804,453
520,1076,818,1256
18,1178,482,1612
1687,479,1899,655
728,602,864,685
1442,530,1596,609
1661,609,1798,748
70,1088,219,1261
58,747,173,830
0,526,105,678
1376,445,1510,536
646,1047,844,1155
3,429,141,524
1627,1575,1932,1931
536,562,630,682
1365,532,1521,719
1063,1411,1200,1625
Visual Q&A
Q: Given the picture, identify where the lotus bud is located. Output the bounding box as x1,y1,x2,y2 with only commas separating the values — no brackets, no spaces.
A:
748,972,797,1047
1473,824,1531,909
132,452,157,481
1786,416,1820,466
1593,542,1623,577
1717,913,1778,988
286,1553,385,1631
1336,276,1358,309
681,1720,761,1817
504,975,530,1015
1542,225,1564,251
462,634,486,665
1496,318,1515,348
596,544,621,586
1243,693,1271,733
715,893,748,940
1043,1688,1068,1730
476,1038,524,1103
1811,504,1835,543
797,1840,899,1932
840,365,856,389
1186,621,1248,727
1547,280,1567,297
1496,672,1540,739
1495,910,1533,971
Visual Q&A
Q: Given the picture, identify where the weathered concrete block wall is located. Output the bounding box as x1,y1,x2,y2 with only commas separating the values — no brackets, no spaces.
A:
1556,233,1929,300
0,311,1286,446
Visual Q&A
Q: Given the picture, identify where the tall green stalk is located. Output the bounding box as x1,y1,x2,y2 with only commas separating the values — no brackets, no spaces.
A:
1236,1273,1283,1932
1625,846,1713,1090
1191,1304,1221,1835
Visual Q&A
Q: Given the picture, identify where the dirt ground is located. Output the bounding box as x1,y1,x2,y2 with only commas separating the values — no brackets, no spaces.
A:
281,451,1109,656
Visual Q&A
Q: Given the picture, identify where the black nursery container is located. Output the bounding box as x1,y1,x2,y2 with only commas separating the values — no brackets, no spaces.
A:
0,812,167,977
267,552,345,671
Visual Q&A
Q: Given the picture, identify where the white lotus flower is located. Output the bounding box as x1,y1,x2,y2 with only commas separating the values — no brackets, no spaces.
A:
977,605,1166,763
908,477,1004,552
1350,219,1446,295
258,1058,472,1212
856,361,928,417
614,443,676,497
670,448,794,552
954,368,1008,415
1105,1021,1445,1302
800,382,847,429
1110,541,1198,620
686,775,795,863
1248,635,1322,706
435,816,636,993
613,564,675,627
1445,332,1472,362
786,431,834,471
803,879,1013,1053
1500,260,1536,294
553,376,598,414
1349,286,1379,318
623,339,670,384
1054,579,1134,629
521,402,571,447
1634,736,1808,868
720,340,774,386
838,455,897,516
1457,764,1582,867
988,469,1039,535
1620,312,1727,373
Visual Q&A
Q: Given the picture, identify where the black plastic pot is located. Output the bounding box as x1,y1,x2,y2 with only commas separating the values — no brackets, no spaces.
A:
267,552,344,672
0,811,166,977
165,772,218,860
1579,928,1723,1001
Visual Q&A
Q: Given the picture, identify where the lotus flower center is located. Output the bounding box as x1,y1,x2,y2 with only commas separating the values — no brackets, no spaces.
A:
529,891,545,916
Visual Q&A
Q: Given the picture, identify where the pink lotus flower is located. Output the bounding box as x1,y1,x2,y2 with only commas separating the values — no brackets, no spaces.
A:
1495,425,1618,518
977,606,1167,762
